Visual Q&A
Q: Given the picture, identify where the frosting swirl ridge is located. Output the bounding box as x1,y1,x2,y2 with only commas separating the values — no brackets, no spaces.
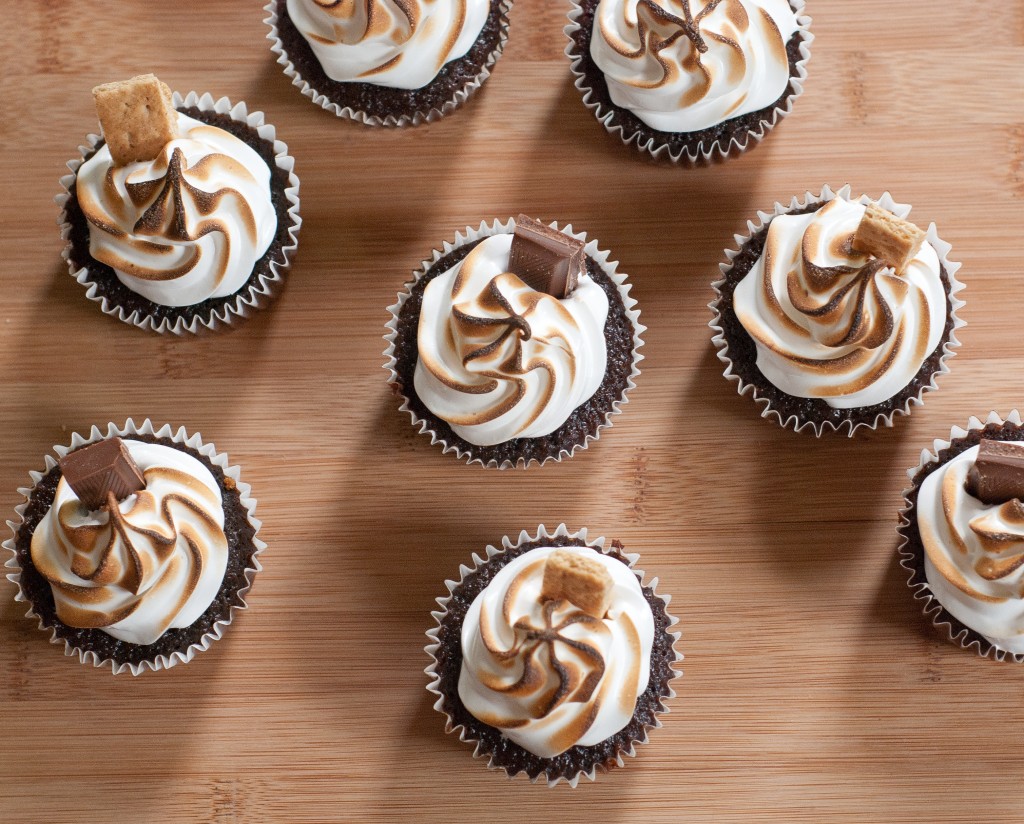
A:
285,0,490,90
918,445,1024,653
590,0,800,132
458,546,654,757
414,232,609,446
30,440,228,646
732,197,947,408
77,112,276,307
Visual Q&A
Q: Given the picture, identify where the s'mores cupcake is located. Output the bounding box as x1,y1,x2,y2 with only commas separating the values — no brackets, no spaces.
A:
59,74,301,334
384,216,644,468
426,524,681,785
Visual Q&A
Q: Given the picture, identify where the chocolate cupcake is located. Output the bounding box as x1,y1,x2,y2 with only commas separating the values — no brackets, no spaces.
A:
709,185,964,436
59,75,301,334
425,524,681,786
898,412,1024,662
266,0,512,126
384,217,644,469
3,419,264,674
565,0,812,162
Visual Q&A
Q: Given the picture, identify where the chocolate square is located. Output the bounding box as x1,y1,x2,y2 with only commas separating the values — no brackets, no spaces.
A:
965,439,1024,505
508,215,585,298
58,437,146,511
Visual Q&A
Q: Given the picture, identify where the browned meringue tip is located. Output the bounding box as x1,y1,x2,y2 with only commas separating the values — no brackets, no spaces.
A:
897,411,1024,663
264,0,513,127
57,91,301,335
707,184,965,437
3,418,265,675
564,0,813,164
423,523,683,787
382,218,645,469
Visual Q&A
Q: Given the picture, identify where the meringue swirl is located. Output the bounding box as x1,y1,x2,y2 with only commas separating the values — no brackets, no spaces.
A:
590,0,800,133
30,440,228,646
286,0,490,90
414,232,609,446
918,445,1024,653
732,197,947,409
77,112,276,308
458,546,655,758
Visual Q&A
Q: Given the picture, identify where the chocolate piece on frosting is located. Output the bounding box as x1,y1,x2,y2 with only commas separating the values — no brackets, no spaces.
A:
965,439,1024,505
541,549,614,618
851,203,926,275
508,215,585,298
59,437,146,511
92,74,179,167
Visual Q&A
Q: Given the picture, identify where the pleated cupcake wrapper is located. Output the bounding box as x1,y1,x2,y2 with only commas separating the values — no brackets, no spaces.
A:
424,523,682,788
564,0,812,163
3,418,265,676
383,218,645,469
264,0,512,126
897,411,1024,662
708,183,966,436
57,91,302,335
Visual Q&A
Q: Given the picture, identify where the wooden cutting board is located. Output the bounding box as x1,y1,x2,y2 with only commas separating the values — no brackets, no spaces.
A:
2,1,1023,821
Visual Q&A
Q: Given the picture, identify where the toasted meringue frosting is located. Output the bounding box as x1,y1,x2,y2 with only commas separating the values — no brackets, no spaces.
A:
77,112,276,308
414,232,609,446
590,0,799,133
918,445,1024,653
458,546,654,758
732,198,947,409
30,440,228,646
285,0,490,90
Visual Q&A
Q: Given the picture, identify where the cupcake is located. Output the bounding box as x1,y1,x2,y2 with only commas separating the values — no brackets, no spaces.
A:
425,524,681,786
565,0,813,162
709,185,964,435
898,412,1024,661
266,0,512,126
3,420,264,674
384,216,644,468
59,74,301,334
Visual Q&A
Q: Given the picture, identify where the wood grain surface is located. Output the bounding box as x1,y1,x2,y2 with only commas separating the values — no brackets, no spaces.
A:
2,1,1024,821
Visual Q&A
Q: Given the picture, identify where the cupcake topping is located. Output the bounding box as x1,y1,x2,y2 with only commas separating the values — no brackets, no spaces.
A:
285,0,491,90
92,74,179,167
30,440,229,646
852,203,927,276
414,231,609,446
917,444,1024,653
458,546,655,758
58,437,146,512
77,106,277,308
541,548,614,618
966,440,1024,506
732,197,947,409
508,215,585,298
589,0,800,133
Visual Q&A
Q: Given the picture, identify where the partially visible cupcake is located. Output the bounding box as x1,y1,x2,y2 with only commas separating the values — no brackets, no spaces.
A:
59,74,301,334
384,216,644,468
565,0,812,162
3,420,264,674
899,412,1024,661
710,185,964,435
426,524,681,786
266,0,512,125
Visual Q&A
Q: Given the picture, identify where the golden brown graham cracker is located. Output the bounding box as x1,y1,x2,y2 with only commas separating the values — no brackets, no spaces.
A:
541,549,614,618
852,203,926,275
92,74,179,167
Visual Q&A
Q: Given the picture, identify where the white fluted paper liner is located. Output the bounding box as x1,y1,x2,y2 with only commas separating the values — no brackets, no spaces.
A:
564,0,812,163
3,419,265,675
897,411,1024,662
708,184,966,436
265,0,512,126
383,218,645,469
424,523,682,787
57,91,302,335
